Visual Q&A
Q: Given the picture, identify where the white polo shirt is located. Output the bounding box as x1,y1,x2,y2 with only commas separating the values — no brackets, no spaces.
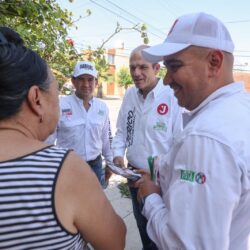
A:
48,94,113,163
112,79,183,169
143,82,250,250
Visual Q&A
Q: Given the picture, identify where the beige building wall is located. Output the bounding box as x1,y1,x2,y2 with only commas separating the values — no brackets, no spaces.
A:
233,71,250,93
103,46,130,97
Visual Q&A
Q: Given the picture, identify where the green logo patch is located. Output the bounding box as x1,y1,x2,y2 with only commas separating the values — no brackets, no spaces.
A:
98,110,104,116
153,122,167,131
180,169,206,184
180,170,196,182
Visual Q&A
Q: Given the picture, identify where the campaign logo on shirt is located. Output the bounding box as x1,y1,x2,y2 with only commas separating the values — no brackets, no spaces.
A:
98,109,104,116
62,108,72,117
153,122,167,131
195,172,206,184
180,169,206,184
157,103,168,115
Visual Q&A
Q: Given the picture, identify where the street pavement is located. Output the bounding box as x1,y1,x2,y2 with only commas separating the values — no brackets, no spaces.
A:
102,96,142,250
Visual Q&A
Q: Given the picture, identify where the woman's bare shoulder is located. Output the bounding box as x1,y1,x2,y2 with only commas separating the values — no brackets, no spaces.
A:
55,151,126,250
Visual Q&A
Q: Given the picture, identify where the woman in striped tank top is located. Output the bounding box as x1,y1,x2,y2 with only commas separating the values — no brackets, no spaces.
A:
0,27,126,250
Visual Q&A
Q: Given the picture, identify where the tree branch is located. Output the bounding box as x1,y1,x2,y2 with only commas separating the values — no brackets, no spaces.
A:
98,23,141,49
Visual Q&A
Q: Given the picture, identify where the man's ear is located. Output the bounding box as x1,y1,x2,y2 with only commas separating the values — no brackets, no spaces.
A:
26,85,44,117
207,50,223,76
154,63,161,74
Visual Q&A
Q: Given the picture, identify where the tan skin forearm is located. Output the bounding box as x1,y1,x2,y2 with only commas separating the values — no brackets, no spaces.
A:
55,152,126,250
113,156,125,167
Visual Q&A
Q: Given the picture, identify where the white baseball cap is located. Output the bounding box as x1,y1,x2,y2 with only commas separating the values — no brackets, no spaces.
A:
72,61,98,78
142,12,235,63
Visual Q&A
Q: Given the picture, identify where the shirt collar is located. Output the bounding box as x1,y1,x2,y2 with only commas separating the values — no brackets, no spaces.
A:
136,78,162,100
73,93,94,105
187,81,245,118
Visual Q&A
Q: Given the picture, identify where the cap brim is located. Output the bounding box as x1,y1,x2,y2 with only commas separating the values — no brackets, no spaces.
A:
72,72,97,78
142,42,191,63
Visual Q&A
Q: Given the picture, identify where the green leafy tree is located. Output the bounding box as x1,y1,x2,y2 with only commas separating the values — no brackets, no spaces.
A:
0,0,80,88
117,67,133,90
158,67,167,79
0,1,148,96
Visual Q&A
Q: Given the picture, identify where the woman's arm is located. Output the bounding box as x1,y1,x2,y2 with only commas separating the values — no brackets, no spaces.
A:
55,151,126,250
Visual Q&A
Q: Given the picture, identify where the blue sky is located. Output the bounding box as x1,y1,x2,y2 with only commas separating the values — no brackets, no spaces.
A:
57,0,250,66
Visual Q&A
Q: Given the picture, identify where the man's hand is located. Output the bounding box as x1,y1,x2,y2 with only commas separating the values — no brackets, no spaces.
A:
127,178,138,188
105,167,112,181
135,169,161,202
113,156,125,168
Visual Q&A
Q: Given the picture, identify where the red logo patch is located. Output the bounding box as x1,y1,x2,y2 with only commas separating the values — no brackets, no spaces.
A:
157,104,168,115
195,173,206,184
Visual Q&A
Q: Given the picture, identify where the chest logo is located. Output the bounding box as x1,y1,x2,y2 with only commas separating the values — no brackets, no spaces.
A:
157,103,168,115
98,110,104,116
153,122,167,131
62,108,72,117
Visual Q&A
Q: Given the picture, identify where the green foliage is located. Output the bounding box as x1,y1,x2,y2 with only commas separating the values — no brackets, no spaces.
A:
0,0,79,89
140,24,149,44
141,23,147,31
117,67,133,89
86,9,92,16
158,67,167,79
118,182,131,199
0,1,149,93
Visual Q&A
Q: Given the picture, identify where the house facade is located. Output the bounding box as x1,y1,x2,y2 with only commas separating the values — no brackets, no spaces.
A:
234,71,250,92
102,46,130,97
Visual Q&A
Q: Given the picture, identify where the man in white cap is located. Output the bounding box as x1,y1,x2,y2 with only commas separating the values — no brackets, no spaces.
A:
47,61,112,187
136,12,250,249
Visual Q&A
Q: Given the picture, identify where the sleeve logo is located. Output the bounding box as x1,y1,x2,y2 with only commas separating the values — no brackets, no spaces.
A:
180,170,206,184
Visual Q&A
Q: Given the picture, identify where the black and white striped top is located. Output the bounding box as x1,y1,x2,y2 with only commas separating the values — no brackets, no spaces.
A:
0,145,85,250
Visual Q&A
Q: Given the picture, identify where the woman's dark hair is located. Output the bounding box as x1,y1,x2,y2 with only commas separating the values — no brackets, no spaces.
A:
0,27,50,120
